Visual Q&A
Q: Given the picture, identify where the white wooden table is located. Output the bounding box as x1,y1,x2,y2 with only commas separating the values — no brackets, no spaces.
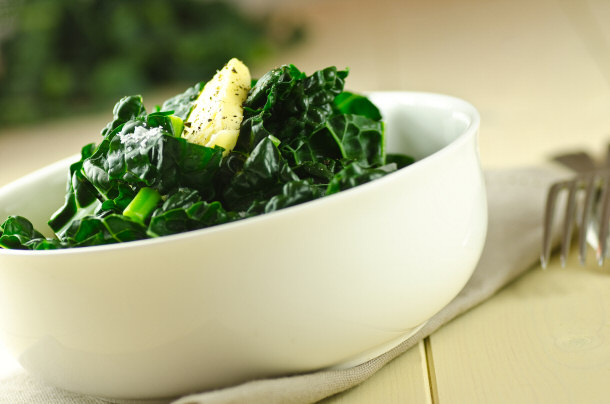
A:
2,0,610,402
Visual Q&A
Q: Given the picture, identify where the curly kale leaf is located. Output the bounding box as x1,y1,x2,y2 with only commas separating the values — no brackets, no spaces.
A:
238,65,348,152
386,153,416,169
83,122,224,199
290,114,385,167
326,162,395,195
147,188,237,237
0,216,45,249
159,81,204,120
263,180,323,213
46,90,225,247
101,95,147,138
48,143,100,235
222,136,300,212
61,215,148,247
334,91,382,121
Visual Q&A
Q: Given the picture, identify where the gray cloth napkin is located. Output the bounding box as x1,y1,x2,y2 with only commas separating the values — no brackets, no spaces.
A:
0,166,567,404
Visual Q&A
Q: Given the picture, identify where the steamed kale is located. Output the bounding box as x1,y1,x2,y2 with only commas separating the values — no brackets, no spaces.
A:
0,64,413,250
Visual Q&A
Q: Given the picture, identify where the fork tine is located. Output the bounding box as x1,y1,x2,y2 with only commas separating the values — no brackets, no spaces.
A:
597,175,610,265
560,179,579,266
541,181,566,269
579,175,597,264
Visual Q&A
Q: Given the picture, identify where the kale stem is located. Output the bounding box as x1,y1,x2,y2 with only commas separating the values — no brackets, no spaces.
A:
169,115,185,137
123,187,162,225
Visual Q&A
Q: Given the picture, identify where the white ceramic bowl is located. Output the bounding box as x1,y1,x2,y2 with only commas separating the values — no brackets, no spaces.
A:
0,92,486,399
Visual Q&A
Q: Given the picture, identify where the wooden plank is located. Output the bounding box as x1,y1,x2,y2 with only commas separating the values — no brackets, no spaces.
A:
320,341,432,404
430,249,610,403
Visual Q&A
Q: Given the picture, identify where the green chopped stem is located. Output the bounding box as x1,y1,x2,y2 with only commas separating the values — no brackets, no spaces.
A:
169,115,185,137
123,187,162,225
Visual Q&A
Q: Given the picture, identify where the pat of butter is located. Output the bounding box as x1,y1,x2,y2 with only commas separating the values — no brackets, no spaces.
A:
182,58,251,155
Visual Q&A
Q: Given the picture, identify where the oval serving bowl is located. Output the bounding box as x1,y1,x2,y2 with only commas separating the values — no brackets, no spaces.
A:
0,91,487,399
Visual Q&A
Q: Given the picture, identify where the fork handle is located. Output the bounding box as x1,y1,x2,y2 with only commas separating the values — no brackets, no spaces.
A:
552,152,598,173
604,144,610,168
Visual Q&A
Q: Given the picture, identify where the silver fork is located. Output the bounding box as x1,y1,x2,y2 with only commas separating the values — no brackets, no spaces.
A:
541,148,610,268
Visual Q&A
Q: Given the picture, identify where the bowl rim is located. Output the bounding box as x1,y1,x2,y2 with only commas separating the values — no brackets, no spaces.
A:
0,91,480,256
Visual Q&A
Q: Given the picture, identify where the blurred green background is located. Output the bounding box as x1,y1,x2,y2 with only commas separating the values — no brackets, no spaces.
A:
0,0,303,127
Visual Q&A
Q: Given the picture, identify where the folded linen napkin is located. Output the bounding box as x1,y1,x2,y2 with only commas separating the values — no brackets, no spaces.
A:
0,166,567,404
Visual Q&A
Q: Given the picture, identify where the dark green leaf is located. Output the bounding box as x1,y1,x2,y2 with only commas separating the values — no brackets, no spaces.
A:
25,238,66,250
264,180,322,213
83,123,224,198
62,214,147,247
48,143,100,234
334,91,382,121
160,81,204,120
148,188,236,237
386,153,415,169
101,95,147,137
326,162,392,195
309,114,385,167
238,65,348,152
222,136,298,211
0,216,45,249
